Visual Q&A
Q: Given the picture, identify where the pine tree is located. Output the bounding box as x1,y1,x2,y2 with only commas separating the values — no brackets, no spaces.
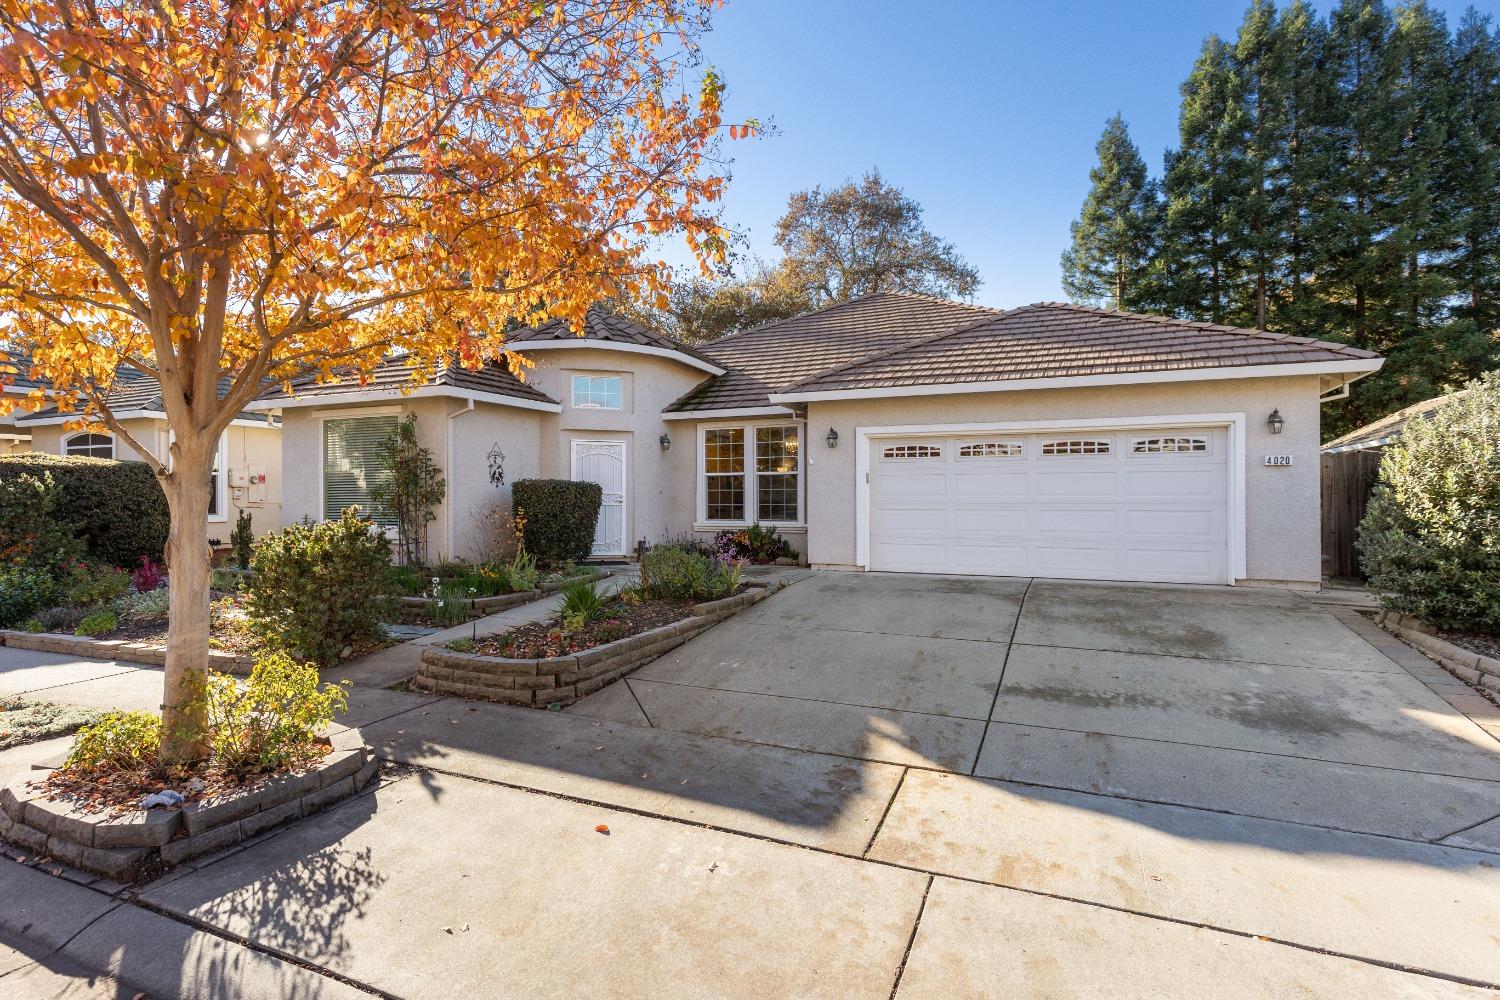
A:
1161,37,1250,323
1229,0,1287,330
1060,114,1162,310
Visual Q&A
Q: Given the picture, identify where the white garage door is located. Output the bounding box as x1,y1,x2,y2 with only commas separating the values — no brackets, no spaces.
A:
868,427,1230,584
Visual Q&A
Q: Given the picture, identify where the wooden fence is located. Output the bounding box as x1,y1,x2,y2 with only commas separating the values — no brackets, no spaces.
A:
1320,449,1384,579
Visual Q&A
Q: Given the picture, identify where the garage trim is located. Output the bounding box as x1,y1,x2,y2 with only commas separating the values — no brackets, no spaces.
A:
853,412,1247,584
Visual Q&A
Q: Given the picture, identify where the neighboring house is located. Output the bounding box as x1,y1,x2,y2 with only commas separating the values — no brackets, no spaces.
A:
14,370,284,541
259,293,1384,589
0,349,40,453
1321,391,1465,454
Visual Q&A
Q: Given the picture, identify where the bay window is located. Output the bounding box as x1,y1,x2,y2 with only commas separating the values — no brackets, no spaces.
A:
699,422,802,525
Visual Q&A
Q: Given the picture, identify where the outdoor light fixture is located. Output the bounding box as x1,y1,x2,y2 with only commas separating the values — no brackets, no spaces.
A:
658,432,671,451
826,427,839,449
1267,409,1285,435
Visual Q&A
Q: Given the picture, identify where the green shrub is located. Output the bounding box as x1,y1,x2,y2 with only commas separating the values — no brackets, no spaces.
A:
73,610,118,637
247,510,393,667
1358,374,1500,633
425,580,473,627
0,470,80,569
202,652,349,774
0,454,168,568
230,509,255,569
63,710,161,772
640,543,740,601
0,565,61,628
559,577,605,622
511,479,603,564
113,587,171,623
21,619,43,633
62,561,131,606
445,637,476,653
507,548,539,591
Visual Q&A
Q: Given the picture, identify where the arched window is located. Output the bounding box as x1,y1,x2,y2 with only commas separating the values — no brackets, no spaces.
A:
63,432,114,459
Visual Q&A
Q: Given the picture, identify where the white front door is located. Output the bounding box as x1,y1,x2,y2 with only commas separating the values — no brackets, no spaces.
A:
571,440,627,557
868,427,1230,584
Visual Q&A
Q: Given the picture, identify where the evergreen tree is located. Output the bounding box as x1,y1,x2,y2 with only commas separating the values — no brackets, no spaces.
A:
1060,114,1162,310
1161,37,1250,323
1442,10,1500,363
1230,0,1288,329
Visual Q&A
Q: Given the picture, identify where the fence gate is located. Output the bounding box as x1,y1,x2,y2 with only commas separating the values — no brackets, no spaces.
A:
1320,449,1384,579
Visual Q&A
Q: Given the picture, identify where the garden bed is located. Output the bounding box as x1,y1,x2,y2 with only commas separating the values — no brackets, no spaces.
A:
412,583,775,709
0,698,102,752
0,727,375,881
388,566,611,623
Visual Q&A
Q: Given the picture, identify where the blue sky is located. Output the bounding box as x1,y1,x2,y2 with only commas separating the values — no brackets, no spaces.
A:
678,0,1485,309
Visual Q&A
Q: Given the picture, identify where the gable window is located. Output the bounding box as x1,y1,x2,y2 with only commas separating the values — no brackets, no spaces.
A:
571,375,623,410
64,432,114,459
323,414,398,526
700,422,804,525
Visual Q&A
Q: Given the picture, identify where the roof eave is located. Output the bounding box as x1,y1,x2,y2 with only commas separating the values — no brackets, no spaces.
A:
508,339,724,376
246,384,561,414
768,358,1387,404
660,405,797,421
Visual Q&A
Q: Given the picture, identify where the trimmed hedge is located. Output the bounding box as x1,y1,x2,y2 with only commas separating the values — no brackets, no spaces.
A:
0,454,168,568
511,479,603,563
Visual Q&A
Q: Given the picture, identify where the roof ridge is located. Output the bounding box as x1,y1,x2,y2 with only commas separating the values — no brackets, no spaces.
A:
701,290,999,349
777,306,1022,394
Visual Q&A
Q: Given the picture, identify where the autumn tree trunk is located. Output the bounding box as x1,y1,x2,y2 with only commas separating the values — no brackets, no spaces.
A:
160,434,214,761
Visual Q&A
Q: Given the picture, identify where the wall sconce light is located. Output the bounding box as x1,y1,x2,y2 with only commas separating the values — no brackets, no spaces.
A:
1267,409,1284,435
826,427,839,449
658,432,671,452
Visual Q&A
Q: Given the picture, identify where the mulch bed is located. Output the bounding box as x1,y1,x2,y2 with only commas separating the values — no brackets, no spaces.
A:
37,746,331,817
470,595,697,659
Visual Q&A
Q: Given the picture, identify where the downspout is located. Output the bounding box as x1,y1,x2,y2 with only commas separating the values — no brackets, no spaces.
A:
445,398,475,559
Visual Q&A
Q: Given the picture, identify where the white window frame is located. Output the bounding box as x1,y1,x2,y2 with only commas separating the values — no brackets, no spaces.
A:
570,374,624,410
318,407,401,528
695,418,806,529
62,430,114,459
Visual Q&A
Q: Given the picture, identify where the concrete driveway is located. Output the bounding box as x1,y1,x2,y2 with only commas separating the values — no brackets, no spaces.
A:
5,572,1500,998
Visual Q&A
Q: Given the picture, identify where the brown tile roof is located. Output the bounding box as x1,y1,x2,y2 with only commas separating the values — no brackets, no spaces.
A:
664,292,1001,412
1322,389,1464,452
256,354,558,407
1,349,49,392
774,302,1381,397
506,308,723,371
19,370,277,425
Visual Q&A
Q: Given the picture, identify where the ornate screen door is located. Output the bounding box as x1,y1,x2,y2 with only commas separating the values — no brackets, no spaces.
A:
570,440,627,557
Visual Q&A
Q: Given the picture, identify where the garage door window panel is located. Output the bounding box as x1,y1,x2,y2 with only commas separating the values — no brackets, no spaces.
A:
1131,436,1208,454
1041,439,1111,456
883,444,942,460
957,441,1022,458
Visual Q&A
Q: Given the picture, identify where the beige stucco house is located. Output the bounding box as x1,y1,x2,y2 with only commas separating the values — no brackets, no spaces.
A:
255,295,1383,589
13,371,284,542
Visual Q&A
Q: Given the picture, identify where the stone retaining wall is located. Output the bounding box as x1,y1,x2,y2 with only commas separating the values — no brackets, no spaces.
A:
0,728,375,882
1379,611,1500,701
0,630,255,674
411,585,773,709
392,568,612,619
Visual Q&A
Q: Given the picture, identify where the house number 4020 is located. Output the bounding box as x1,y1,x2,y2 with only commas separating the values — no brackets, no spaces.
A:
1264,455,1294,467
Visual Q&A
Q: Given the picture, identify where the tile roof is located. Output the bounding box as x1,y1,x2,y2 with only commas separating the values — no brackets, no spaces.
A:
505,308,721,370
775,302,1381,397
664,292,1001,412
255,353,558,407
0,349,48,392
18,369,277,424
1321,390,1464,452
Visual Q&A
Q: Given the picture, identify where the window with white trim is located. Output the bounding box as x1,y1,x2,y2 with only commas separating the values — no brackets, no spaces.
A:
957,441,1022,458
1131,436,1208,454
704,428,744,521
1041,439,1111,456
570,375,622,409
63,432,114,459
207,435,227,520
882,444,942,460
700,422,804,525
323,414,398,526
755,425,799,522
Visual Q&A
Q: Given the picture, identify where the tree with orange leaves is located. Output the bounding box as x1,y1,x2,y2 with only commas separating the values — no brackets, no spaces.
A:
0,1,743,761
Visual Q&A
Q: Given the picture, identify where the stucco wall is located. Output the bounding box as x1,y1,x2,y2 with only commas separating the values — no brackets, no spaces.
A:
25,417,283,540
279,397,544,564
805,374,1327,586
518,346,707,548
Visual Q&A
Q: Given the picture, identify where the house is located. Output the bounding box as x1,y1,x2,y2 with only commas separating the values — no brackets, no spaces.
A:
1321,391,1465,455
0,349,39,454
256,293,1383,588
13,369,284,541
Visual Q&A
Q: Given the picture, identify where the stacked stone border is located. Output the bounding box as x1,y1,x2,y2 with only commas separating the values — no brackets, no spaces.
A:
391,567,613,620
0,630,255,674
0,728,375,883
1379,611,1500,703
412,583,778,708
